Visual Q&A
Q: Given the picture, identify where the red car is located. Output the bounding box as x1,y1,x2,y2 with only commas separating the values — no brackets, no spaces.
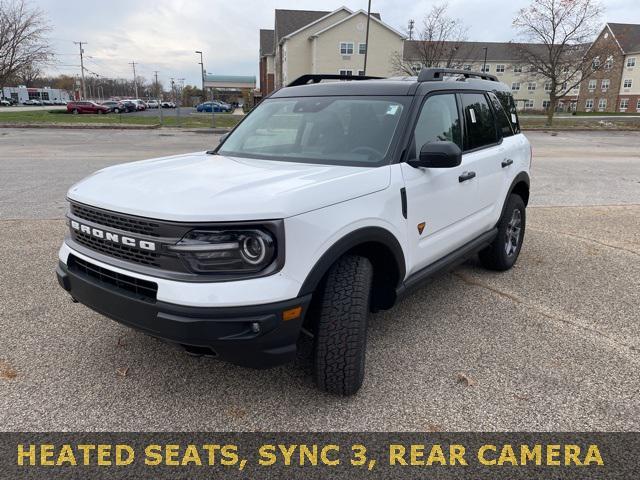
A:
66,101,109,114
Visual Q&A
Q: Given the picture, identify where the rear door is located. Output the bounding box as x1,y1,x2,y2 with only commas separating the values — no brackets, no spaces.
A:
400,92,481,273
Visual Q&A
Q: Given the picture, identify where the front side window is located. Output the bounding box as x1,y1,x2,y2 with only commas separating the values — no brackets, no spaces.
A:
339,42,354,55
218,96,408,166
411,94,462,159
461,93,497,150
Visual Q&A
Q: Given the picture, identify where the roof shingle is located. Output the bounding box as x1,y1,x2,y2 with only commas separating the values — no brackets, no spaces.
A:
608,23,640,54
260,29,274,56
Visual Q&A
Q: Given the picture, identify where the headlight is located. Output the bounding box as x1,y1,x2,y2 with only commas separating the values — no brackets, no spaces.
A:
169,229,276,274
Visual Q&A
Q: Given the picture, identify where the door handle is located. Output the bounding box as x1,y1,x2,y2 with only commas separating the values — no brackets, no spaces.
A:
458,171,476,182
501,159,514,168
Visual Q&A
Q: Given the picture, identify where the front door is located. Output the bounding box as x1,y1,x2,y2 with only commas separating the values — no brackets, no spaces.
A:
400,93,482,275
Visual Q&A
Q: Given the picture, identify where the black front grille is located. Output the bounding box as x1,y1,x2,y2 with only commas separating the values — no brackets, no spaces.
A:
71,203,161,237
74,231,161,267
68,254,158,301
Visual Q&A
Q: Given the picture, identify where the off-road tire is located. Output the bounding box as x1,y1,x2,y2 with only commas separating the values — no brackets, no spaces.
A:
313,255,373,396
479,193,526,271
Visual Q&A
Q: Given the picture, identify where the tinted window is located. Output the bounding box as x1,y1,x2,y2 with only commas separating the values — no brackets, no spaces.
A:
462,93,498,150
493,90,520,133
488,92,514,138
411,94,462,159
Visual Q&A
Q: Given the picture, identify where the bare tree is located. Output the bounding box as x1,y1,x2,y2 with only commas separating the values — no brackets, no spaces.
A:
0,0,53,89
392,3,468,75
17,62,40,85
512,0,604,125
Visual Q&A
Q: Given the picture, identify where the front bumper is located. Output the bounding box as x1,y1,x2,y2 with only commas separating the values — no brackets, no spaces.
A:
56,261,311,369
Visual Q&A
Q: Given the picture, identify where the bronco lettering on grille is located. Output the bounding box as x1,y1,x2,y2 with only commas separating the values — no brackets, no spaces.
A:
70,220,157,251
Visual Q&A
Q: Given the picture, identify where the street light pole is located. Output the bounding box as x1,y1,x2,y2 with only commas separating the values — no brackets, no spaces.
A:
483,47,488,73
195,51,205,102
363,0,372,75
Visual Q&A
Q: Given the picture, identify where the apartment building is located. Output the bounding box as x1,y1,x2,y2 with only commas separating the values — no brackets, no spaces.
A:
577,23,640,113
403,41,582,112
259,7,405,95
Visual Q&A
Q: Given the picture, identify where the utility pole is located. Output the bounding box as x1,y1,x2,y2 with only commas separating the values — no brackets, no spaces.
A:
154,70,163,124
482,47,488,73
74,41,87,99
363,0,372,75
130,61,139,98
408,19,415,40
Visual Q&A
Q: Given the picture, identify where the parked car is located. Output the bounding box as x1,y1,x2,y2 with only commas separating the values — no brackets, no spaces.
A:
146,100,159,109
42,100,54,106
66,101,109,114
101,101,128,113
2,96,17,105
53,100,67,106
23,99,42,105
0,99,11,107
56,69,531,395
196,101,225,113
118,101,138,113
129,99,147,111
161,101,176,108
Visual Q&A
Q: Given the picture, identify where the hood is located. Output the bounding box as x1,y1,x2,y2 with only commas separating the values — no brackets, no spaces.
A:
67,152,391,222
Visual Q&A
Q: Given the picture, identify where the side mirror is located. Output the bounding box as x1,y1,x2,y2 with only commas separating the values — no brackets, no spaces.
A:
219,132,229,144
408,141,462,169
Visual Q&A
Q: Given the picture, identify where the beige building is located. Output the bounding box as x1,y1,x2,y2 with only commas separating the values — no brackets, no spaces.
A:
259,7,404,95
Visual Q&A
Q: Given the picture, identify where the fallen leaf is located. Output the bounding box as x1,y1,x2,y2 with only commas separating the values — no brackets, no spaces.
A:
455,372,477,387
227,406,247,420
0,360,17,380
514,393,529,401
117,336,127,347
426,423,443,432
116,367,129,377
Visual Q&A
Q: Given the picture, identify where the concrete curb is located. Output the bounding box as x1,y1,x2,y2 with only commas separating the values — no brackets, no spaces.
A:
0,123,161,130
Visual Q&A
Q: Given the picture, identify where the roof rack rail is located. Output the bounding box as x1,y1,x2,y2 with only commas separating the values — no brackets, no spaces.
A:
287,74,383,87
418,68,498,82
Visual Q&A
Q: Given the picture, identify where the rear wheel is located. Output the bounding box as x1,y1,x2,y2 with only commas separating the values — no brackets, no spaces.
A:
479,194,526,271
313,255,373,396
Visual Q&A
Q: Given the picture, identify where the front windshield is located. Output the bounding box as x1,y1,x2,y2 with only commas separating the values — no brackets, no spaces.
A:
218,96,408,166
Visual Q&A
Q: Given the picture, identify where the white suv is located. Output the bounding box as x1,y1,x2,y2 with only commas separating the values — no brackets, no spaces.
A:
57,70,531,395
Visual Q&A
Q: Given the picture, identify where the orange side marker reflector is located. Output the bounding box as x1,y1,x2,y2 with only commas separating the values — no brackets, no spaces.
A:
417,222,426,234
282,306,302,321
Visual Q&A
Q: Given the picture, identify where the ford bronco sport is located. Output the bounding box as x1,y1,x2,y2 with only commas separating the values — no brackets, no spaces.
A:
57,69,531,395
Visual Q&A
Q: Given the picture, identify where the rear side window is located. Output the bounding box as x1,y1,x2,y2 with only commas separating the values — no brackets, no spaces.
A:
461,93,498,150
488,92,514,138
493,90,521,133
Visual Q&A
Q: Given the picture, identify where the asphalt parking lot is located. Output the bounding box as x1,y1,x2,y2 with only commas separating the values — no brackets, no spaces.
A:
0,129,638,431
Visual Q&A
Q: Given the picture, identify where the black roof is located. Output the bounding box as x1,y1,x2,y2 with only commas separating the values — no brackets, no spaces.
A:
608,23,640,54
270,75,511,98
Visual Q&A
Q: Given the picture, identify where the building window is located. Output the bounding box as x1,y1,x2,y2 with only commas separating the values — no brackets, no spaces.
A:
637,99,640,111
481,64,490,72
511,82,520,91
627,57,636,67
598,98,607,110
588,79,596,91
524,100,535,109
620,99,629,111
623,79,633,88
604,56,613,70
496,64,505,73
592,57,600,69
585,99,594,109
357,70,365,76
542,100,551,109
339,42,354,55
358,43,366,55
463,64,472,71
527,82,536,91
338,69,353,76
513,65,522,73
601,79,610,91
544,82,552,92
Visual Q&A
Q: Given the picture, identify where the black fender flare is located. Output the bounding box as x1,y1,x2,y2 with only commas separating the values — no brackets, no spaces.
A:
298,226,406,297
499,172,530,220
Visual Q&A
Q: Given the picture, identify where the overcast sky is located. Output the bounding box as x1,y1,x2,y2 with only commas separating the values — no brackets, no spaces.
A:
36,0,640,87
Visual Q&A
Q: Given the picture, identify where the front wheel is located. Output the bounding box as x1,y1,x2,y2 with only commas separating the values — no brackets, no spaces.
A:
479,194,526,271
313,255,373,396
